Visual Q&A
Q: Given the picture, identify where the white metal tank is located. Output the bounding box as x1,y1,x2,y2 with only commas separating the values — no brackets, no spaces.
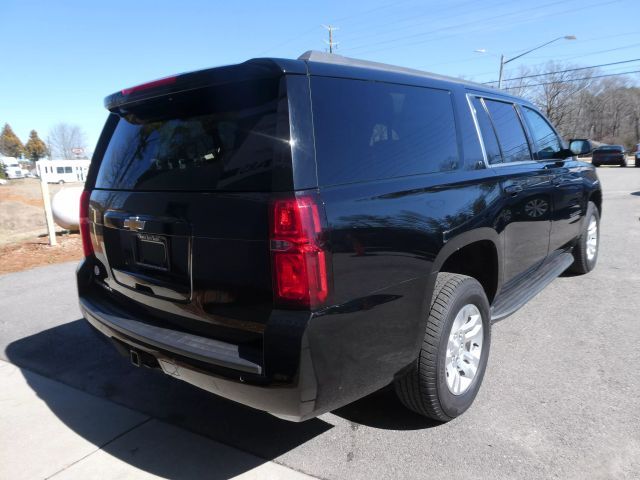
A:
51,186,83,230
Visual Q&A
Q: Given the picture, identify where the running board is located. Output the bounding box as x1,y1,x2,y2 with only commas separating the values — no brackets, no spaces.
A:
490,252,574,323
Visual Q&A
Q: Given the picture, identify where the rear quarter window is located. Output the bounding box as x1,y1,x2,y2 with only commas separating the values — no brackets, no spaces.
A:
310,77,460,186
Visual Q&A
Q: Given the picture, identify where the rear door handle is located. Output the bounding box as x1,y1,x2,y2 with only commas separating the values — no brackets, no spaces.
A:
504,185,523,196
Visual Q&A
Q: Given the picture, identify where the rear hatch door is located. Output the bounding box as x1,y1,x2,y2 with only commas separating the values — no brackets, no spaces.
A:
89,73,295,345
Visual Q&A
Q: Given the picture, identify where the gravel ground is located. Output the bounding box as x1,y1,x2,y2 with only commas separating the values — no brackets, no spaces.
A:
0,167,638,480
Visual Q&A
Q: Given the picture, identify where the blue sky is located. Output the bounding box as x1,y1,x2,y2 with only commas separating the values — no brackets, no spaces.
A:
2,0,639,153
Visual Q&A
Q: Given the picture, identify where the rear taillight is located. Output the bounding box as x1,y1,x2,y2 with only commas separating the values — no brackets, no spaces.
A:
79,190,94,257
270,194,330,309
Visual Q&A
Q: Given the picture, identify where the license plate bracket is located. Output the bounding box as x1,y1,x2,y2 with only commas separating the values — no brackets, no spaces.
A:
134,233,169,271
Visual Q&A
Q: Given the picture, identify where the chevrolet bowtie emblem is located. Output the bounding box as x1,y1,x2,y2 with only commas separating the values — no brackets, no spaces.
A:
123,216,146,231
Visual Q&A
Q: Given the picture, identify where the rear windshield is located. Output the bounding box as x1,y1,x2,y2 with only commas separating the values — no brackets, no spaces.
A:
95,78,292,191
597,146,623,152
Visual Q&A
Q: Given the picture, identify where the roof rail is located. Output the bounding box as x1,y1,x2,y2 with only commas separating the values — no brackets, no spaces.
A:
298,50,428,75
297,50,496,91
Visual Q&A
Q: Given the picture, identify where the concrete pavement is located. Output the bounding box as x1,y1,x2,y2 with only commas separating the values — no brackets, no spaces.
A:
0,360,314,480
1,167,639,479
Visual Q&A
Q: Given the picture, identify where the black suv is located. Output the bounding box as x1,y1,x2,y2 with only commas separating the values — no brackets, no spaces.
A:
77,51,601,422
591,145,627,167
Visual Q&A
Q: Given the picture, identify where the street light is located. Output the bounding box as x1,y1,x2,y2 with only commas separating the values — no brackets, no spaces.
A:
484,35,576,89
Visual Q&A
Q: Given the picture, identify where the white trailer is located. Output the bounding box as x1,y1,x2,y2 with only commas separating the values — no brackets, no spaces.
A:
36,159,91,184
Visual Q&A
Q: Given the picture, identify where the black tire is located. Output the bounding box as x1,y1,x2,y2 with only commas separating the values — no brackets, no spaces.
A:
568,201,600,274
620,161,627,167
592,163,600,168
394,273,491,422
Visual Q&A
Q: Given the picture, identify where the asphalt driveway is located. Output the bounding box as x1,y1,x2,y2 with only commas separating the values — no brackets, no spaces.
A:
1,167,639,480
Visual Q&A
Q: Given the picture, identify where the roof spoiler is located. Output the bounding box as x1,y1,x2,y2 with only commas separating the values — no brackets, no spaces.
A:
103,58,303,111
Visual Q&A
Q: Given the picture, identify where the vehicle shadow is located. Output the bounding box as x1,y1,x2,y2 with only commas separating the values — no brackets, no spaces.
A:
631,191,640,196
332,385,441,430
5,319,332,479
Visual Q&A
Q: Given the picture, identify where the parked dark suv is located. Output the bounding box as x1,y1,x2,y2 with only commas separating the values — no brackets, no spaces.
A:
592,145,627,167
77,51,601,422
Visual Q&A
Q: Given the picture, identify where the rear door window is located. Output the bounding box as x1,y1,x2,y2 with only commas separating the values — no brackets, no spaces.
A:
483,99,531,163
311,77,459,186
95,78,291,191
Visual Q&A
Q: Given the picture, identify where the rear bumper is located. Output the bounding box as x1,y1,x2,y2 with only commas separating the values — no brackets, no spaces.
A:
77,258,425,421
592,156,626,165
80,295,319,421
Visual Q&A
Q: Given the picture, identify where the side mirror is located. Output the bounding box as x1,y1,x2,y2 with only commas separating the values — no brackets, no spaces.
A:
569,139,591,156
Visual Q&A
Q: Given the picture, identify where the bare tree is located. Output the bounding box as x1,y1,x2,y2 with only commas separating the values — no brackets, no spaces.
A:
517,62,595,134
500,61,640,148
48,123,87,159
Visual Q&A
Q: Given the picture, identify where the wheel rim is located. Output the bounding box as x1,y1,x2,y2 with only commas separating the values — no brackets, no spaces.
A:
586,215,598,261
445,304,484,396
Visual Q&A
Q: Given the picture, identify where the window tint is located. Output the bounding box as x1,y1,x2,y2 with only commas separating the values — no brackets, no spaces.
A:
483,99,531,163
471,97,502,165
311,78,459,186
95,78,291,192
522,107,562,160
56,167,64,174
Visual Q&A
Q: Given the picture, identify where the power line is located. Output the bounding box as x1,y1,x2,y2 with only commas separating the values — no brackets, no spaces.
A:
255,26,318,56
344,0,618,56
503,69,640,89
484,58,640,84
355,0,623,59
337,0,511,48
416,30,640,70
524,41,640,61
327,0,412,26
343,0,575,53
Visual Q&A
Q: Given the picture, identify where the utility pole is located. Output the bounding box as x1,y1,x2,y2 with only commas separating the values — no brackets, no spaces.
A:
322,24,339,53
498,54,505,90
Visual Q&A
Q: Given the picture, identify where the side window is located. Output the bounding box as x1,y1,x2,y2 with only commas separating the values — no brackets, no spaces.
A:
522,107,562,160
311,77,460,186
483,99,532,163
64,166,73,173
471,97,502,165
56,167,64,174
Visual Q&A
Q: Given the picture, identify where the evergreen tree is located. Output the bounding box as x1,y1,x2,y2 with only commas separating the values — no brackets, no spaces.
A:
24,130,48,161
0,123,24,158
